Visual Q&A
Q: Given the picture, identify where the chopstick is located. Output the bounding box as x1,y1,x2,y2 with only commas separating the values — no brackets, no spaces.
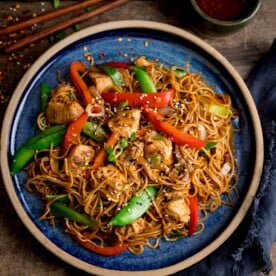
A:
0,0,104,36
2,0,129,53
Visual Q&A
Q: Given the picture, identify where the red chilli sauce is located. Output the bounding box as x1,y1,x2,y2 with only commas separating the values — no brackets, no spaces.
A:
195,0,244,20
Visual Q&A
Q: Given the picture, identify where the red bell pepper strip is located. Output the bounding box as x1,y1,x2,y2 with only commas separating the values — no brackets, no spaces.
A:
142,106,206,148
74,236,128,256
64,61,100,152
62,104,105,153
101,61,130,69
188,196,199,235
101,89,174,108
62,112,88,152
69,61,93,105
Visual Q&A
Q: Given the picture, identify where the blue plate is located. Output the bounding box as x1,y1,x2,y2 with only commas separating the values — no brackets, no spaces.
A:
1,21,263,275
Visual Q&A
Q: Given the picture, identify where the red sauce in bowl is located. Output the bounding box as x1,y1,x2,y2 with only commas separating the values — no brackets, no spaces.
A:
195,0,244,20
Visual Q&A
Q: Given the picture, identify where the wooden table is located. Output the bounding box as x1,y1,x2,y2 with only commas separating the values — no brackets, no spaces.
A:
0,1,275,275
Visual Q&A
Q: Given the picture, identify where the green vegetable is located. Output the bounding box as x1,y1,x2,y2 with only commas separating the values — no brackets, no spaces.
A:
147,154,162,165
118,100,128,108
174,69,187,78
208,103,229,116
46,194,69,204
48,31,65,45
55,30,65,41
130,132,136,141
105,146,116,163
11,125,66,175
53,0,60,9
40,83,51,112
98,65,124,88
33,129,65,151
11,147,35,176
82,121,106,143
106,137,129,164
109,186,157,226
48,35,55,45
73,24,81,32
25,124,65,147
119,137,128,149
85,5,96,12
205,141,217,150
152,133,164,141
50,201,98,228
134,67,157,93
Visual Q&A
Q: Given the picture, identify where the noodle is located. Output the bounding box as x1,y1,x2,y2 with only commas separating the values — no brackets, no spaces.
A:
25,56,239,255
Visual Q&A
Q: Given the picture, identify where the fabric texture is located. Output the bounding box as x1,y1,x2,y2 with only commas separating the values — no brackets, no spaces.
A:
177,39,276,276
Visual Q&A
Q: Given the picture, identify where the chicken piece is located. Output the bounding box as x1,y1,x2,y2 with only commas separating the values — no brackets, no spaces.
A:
45,83,84,124
88,72,113,93
144,130,173,167
122,140,144,162
165,198,190,223
67,145,95,176
108,109,141,138
94,164,127,202
131,217,145,234
116,218,145,240
138,157,159,182
49,82,76,101
45,101,84,124
135,56,152,67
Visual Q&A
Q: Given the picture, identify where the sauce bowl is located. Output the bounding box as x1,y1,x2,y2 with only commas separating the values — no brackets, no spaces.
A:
188,0,261,37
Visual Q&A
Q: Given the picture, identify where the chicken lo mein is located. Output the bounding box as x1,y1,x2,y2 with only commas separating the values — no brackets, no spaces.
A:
11,56,239,256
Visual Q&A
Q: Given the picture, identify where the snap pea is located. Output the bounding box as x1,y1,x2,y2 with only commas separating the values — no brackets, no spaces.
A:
10,147,36,176
82,121,106,143
98,65,124,88
11,125,66,175
134,67,157,93
40,83,52,112
33,129,65,150
46,194,69,204
50,201,98,228
109,186,157,226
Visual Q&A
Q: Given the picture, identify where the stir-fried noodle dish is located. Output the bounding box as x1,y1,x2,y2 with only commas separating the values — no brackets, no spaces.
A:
11,56,239,256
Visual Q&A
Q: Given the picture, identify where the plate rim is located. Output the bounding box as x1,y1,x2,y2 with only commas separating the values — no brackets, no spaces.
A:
0,20,264,275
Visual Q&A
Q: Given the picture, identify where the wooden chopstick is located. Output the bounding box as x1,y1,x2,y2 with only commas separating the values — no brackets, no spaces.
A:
0,0,104,36
4,0,129,53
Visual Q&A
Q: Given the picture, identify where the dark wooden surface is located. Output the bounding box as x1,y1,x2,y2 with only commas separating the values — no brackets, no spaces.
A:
0,1,275,275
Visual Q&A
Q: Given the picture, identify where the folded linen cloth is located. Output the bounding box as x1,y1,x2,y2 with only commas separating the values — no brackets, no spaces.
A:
177,39,276,276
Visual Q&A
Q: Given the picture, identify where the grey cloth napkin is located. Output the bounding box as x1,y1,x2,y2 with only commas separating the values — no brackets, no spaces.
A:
177,39,276,276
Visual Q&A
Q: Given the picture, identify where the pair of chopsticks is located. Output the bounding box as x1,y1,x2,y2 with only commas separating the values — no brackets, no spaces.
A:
0,0,129,53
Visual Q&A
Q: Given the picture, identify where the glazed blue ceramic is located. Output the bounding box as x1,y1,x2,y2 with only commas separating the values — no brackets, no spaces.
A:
1,21,263,275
